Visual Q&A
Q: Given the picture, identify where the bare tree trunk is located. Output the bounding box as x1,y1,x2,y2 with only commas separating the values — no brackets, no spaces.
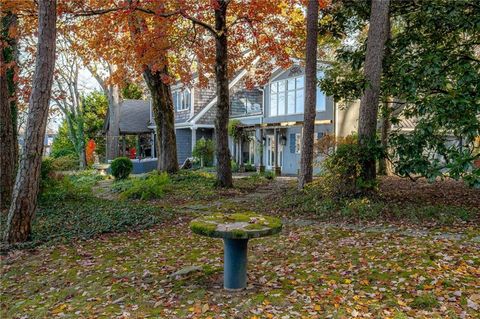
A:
298,0,319,189
106,81,120,160
0,12,19,210
143,66,178,173
357,0,390,182
378,99,391,175
214,0,233,188
3,0,57,244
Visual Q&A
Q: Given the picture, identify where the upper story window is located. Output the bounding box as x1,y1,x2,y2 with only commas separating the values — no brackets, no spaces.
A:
269,71,326,116
173,89,191,111
230,88,263,117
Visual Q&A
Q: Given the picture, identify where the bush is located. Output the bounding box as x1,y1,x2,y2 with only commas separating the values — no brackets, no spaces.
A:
40,158,55,190
111,157,133,180
318,136,381,198
244,163,256,172
192,138,215,167
231,160,239,173
120,172,170,200
50,154,79,171
263,170,276,180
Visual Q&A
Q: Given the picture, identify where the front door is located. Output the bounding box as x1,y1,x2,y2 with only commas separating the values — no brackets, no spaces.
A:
266,135,283,169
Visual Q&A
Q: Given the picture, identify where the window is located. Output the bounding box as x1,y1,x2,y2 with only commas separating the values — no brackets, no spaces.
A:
270,82,278,116
295,133,301,154
316,71,326,112
269,71,329,116
270,75,305,116
173,89,191,111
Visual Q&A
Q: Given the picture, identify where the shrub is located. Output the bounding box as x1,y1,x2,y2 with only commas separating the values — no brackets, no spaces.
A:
263,170,276,180
51,154,79,171
120,172,170,200
192,138,215,167
319,136,381,198
244,162,256,172
40,158,55,190
231,160,239,173
111,157,133,180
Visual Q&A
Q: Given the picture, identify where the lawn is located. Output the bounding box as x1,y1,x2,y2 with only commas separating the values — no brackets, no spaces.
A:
1,172,479,318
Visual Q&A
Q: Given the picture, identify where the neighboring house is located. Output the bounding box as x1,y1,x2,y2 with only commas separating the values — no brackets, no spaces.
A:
104,99,157,173
43,130,57,156
109,63,362,175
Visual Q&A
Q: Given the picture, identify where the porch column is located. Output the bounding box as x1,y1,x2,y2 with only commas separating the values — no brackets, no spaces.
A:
238,137,245,172
274,128,281,176
191,127,197,153
151,132,156,158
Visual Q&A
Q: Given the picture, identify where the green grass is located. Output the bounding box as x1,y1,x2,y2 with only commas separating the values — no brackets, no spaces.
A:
411,293,439,310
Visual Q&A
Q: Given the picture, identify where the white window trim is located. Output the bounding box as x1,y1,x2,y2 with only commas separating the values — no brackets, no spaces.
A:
268,72,327,117
173,88,192,111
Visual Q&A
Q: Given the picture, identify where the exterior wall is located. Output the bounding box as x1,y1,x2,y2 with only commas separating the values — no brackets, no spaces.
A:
263,66,334,124
261,124,332,175
193,79,216,117
196,105,217,125
175,128,192,164
336,100,360,137
175,109,191,123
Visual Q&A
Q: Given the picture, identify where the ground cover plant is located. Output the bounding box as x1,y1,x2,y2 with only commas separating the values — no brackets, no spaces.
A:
2,181,479,318
270,176,479,228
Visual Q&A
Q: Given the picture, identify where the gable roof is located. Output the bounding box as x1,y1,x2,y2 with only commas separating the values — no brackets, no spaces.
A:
104,99,152,134
119,99,152,134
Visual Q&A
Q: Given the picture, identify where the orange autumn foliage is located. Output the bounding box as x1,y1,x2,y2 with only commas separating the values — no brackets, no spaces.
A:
86,139,96,165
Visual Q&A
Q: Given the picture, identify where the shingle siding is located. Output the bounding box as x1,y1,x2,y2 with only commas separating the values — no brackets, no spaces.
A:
175,109,190,123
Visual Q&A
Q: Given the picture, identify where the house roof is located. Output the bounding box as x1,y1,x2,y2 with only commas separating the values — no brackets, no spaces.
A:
113,99,152,134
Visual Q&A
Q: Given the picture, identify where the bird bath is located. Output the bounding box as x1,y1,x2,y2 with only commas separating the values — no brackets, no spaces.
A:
190,212,282,290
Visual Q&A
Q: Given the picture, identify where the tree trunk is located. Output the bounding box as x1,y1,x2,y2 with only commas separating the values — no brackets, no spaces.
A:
357,0,390,182
106,72,120,160
143,66,178,173
0,12,19,210
3,0,57,244
378,99,391,175
298,0,319,189
214,0,233,188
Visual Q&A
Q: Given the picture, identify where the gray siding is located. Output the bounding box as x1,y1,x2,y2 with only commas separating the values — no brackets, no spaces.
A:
176,128,192,164
194,80,216,117
175,109,191,123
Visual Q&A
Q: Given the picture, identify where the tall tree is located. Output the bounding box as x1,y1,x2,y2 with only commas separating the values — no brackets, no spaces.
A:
0,11,19,210
180,0,301,187
126,6,178,173
357,0,390,182
298,0,319,189
51,37,87,168
3,0,57,243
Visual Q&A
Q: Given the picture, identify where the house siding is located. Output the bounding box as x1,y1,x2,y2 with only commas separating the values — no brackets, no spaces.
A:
176,128,192,164
193,79,216,118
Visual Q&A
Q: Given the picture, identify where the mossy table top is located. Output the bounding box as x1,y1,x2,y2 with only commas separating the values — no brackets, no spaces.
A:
190,212,282,240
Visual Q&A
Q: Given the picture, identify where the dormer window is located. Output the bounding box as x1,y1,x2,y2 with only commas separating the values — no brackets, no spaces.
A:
173,89,191,111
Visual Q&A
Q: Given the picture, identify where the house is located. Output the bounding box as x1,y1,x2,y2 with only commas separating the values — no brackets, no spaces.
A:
108,63,361,175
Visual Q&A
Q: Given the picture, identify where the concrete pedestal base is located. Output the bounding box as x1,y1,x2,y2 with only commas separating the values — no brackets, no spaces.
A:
223,238,248,290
